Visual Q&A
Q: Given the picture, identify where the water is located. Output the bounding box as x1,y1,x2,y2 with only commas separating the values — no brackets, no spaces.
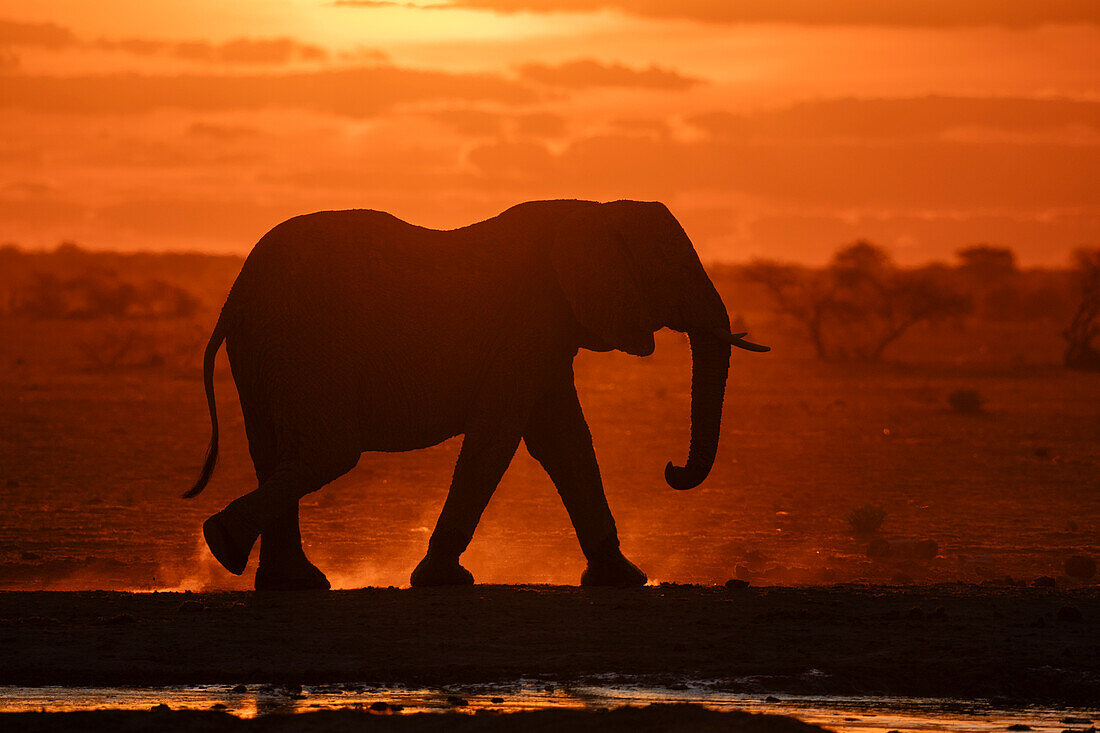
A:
1,683,1096,732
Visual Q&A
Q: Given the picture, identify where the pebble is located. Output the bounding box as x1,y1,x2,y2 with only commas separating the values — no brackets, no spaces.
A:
1006,725,1031,731
1056,605,1084,623
724,578,750,589
230,684,247,693
177,600,205,613
150,704,170,712
490,697,505,704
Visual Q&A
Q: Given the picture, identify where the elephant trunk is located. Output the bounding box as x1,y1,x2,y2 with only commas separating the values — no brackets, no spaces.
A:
664,330,731,491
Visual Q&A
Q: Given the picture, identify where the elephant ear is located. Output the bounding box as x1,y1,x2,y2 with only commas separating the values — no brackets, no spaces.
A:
550,206,658,356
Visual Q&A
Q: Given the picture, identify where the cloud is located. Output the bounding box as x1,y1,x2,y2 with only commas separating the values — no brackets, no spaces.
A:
516,112,566,137
95,36,332,65
0,18,77,47
517,59,701,90
687,96,1100,140
426,108,504,136
424,109,568,137
186,122,261,141
0,66,538,116
0,17,352,66
404,0,1100,28
466,131,1099,209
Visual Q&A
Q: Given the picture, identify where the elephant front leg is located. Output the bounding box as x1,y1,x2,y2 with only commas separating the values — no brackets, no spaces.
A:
411,431,522,587
524,377,647,587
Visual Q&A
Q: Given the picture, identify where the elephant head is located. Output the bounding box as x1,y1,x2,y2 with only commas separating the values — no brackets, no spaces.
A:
550,200,767,491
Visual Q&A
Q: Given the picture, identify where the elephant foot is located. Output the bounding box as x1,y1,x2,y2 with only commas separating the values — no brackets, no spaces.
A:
410,555,475,587
581,552,647,587
202,499,262,576
255,558,330,591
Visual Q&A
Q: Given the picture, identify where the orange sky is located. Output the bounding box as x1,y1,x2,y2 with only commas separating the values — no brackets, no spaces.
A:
0,1,1098,264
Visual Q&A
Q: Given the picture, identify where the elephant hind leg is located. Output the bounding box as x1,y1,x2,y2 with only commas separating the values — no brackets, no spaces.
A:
255,503,330,591
203,459,332,578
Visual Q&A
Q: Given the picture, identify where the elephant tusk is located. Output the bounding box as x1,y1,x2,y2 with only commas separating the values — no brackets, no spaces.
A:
709,327,771,352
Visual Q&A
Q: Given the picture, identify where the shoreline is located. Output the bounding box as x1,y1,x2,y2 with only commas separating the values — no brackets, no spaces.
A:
2,584,1096,705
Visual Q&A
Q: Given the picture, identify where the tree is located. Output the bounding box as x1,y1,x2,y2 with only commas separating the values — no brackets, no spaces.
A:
956,245,1016,280
745,241,971,361
1062,248,1100,371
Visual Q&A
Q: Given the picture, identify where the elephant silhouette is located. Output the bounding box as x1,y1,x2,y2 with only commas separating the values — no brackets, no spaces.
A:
184,200,767,590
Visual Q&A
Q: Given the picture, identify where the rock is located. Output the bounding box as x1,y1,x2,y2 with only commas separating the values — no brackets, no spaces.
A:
1061,717,1093,725
19,551,41,561
446,696,468,707
211,703,227,710
724,578,750,589
1032,576,1056,588
490,697,505,704
1006,725,1031,731
1056,605,1084,623
764,696,780,703
231,684,248,693
151,704,170,712
1065,555,1096,579
369,701,389,712
177,600,205,613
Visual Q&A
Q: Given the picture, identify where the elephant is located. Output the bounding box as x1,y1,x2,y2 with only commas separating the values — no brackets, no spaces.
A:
184,199,768,590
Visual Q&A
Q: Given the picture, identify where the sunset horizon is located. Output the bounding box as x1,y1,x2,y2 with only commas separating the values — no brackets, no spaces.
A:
2,0,1098,265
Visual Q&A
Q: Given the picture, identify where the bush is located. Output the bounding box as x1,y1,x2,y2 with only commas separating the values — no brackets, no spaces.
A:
14,272,200,320
948,389,983,414
846,504,886,536
1063,248,1100,371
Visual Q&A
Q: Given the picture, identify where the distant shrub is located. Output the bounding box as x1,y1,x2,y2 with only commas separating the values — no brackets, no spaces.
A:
75,321,207,371
846,504,886,536
1063,248,1100,371
15,273,200,320
948,389,983,414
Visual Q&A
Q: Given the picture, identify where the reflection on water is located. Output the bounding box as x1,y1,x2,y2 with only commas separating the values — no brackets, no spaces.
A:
0,682,1096,732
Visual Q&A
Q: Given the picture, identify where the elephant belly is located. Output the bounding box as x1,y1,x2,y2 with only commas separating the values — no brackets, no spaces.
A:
226,329,475,460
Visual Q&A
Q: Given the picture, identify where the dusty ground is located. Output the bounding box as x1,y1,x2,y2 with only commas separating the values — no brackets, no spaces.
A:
1,585,1097,704
0,318,1097,592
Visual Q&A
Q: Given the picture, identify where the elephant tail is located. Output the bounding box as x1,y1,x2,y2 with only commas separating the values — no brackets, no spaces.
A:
182,312,228,499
